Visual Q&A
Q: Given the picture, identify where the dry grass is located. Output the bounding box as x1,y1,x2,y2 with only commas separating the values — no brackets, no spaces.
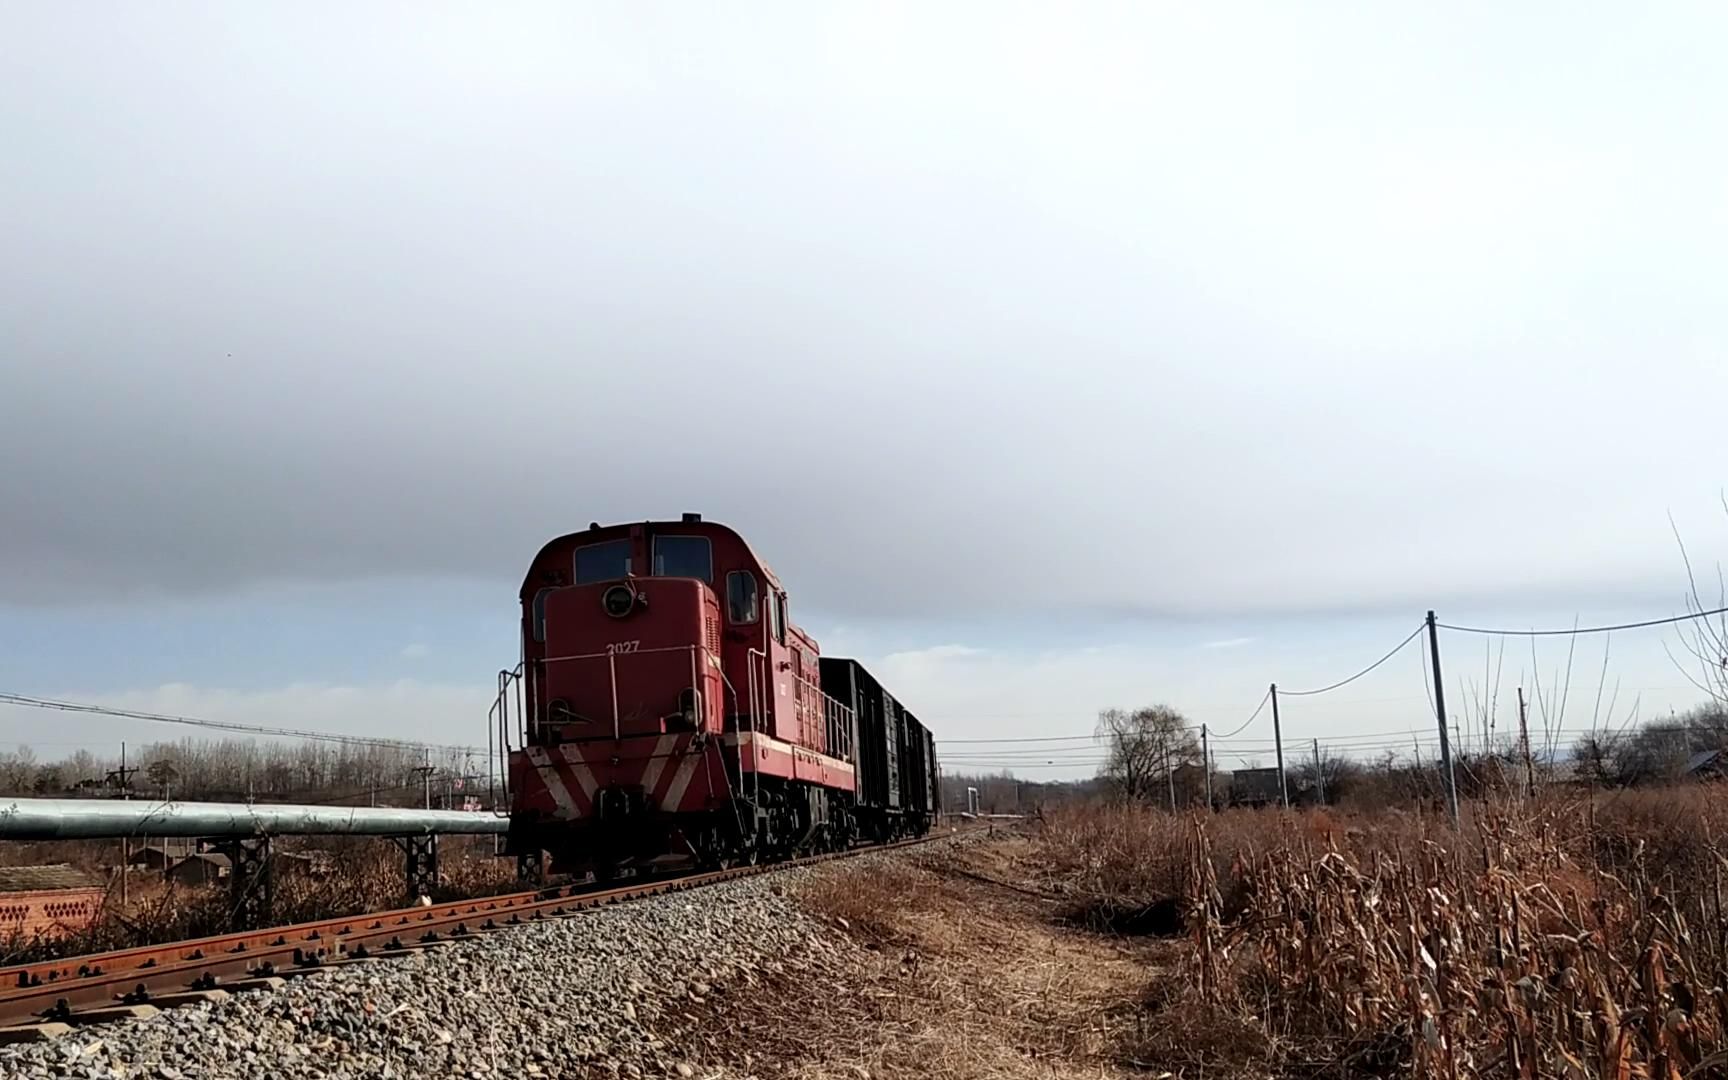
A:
1033,786,1728,1079
741,834,1161,1079
0,835,516,965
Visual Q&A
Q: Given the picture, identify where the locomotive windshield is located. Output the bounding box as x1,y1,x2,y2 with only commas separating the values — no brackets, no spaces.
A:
574,540,631,584
652,535,712,581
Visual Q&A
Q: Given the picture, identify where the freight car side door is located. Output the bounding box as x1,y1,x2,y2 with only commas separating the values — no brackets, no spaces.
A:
883,694,902,809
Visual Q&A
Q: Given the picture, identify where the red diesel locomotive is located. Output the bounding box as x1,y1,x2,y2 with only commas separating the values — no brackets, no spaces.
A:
497,515,938,877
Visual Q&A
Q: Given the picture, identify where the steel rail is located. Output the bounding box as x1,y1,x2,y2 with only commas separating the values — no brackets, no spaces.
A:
0,834,941,1029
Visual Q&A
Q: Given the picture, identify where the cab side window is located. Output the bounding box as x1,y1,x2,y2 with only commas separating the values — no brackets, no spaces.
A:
726,571,759,624
532,588,554,642
768,590,786,644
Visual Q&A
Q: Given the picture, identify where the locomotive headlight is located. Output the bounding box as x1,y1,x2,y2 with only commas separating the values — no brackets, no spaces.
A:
602,584,636,619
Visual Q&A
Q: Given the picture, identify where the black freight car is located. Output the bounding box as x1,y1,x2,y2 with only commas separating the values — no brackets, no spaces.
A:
925,726,941,819
819,657,936,841
899,711,938,830
919,719,940,821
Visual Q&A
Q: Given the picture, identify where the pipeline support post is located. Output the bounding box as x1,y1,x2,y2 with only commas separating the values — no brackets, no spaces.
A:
225,837,273,931
398,835,440,901
516,848,544,886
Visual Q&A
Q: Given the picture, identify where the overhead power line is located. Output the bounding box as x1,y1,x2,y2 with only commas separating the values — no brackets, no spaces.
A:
1436,605,1728,637
1210,688,1271,739
936,734,1100,745
946,756,1105,767
0,692,479,754
1281,625,1426,697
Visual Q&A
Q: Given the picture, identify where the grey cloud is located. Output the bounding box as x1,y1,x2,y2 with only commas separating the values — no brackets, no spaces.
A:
4,5,1728,620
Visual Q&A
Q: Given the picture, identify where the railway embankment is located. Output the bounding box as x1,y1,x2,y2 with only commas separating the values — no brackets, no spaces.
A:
0,828,1172,1080
0,865,856,1079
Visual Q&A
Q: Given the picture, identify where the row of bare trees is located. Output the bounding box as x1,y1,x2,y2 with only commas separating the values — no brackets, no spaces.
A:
0,738,486,807
1087,699,1728,812
937,770,1104,815
1568,702,1728,786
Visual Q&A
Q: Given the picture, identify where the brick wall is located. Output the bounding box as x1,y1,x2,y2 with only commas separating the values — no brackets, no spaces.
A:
0,886,105,939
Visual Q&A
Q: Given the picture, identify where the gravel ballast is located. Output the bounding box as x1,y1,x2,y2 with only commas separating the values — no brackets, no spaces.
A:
0,867,862,1080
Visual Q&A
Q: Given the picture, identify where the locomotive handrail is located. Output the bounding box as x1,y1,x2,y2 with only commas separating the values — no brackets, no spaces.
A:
740,650,853,764
536,643,708,664
489,663,526,809
531,644,711,741
745,648,767,807
508,643,854,782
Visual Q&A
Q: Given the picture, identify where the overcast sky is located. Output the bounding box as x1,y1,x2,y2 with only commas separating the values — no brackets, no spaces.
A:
4,4,1727,776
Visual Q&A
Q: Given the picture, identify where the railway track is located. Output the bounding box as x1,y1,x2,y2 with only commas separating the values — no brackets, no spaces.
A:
0,835,937,1036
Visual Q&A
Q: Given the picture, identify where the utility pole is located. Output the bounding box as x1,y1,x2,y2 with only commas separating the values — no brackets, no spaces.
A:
416,749,434,810
1270,683,1289,809
1201,723,1213,811
1427,611,1460,827
117,742,133,909
1165,735,1176,811
1312,738,1326,805
1517,686,1535,798
110,743,137,798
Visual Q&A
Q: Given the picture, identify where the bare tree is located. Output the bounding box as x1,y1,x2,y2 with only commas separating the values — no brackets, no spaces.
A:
146,759,179,798
1292,747,1362,804
1569,730,1621,787
0,746,38,795
1096,704,1200,805
1667,501,1728,708
65,749,101,787
31,764,64,795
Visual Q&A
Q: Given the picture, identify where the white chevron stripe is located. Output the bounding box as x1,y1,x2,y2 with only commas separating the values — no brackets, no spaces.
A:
562,745,598,802
661,749,702,811
527,746,578,817
638,734,677,794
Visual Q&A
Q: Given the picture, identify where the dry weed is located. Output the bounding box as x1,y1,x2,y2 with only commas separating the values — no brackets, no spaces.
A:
1040,788,1728,1078
0,835,515,965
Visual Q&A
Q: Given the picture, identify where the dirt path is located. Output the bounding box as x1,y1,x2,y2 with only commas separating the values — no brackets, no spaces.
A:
701,832,1175,1079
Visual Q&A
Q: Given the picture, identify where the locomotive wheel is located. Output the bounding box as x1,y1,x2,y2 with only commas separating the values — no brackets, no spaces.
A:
690,822,755,871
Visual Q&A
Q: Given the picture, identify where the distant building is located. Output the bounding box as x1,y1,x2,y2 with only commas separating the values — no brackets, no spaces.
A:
1229,767,1285,806
272,850,334,880
1685,749,1728,781
127,840,201,873
165,849,335,888
0,865,105,939
166,852,231,887
1171,763,1208,804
